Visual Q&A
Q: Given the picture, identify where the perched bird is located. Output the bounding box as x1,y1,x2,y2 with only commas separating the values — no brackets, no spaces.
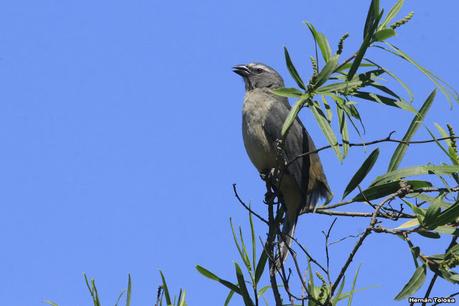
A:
233,63,332,262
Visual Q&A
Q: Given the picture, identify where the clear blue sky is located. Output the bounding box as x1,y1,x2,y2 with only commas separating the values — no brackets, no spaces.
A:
0,1,458,305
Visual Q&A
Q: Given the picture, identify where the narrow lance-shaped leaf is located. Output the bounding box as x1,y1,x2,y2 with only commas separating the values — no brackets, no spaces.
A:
248,211,256,280
284,47,306,90
349,8,382,80
224,291,235,306
178,290,186,306
353,180,432,202
343,148,380,199
426,201,459,229
254,249,268,284
159,271,172,305
378,43,459,105
281,97,308,138
195,265,241,294
235,263,255,306
347,266,361,306
315,55,339,88
388,89,436,172
373,28,396,41
379,0,404,29
310,102,342,160
230,219,251,274
126,274,132,306
394,264,426,300
434,123,459,165
364,58,414,103
363,0,380,39
371,165,459,186
305,22,332,62
272,87,303,98
337,106,349,158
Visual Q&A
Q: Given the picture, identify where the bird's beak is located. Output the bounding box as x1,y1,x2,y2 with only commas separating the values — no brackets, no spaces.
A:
232,65,250,77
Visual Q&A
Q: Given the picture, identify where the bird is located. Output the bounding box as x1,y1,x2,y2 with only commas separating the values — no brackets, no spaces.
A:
233,63,332,263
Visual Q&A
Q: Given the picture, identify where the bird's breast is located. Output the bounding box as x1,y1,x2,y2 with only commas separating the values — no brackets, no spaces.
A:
242,91,277,172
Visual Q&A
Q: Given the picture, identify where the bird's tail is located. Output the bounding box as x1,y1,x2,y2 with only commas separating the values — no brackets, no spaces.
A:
276,216,297,268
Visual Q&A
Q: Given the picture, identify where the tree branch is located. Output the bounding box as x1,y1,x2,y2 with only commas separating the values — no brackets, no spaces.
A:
288,133,459,166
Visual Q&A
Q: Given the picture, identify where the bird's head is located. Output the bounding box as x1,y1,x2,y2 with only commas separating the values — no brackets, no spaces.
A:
232,63,284,91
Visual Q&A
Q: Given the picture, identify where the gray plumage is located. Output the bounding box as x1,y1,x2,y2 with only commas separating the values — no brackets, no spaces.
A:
233,63,332,263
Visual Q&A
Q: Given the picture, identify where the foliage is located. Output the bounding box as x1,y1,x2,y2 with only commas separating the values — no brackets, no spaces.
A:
46,272,187,306
198,0,459,305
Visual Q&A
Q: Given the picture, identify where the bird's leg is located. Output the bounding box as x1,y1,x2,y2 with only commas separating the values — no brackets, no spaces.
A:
260,169,276,205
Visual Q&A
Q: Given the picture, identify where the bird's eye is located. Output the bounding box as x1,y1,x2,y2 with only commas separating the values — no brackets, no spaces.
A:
255,68,264,74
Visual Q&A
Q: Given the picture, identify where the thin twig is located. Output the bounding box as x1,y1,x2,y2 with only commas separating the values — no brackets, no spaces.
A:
288,133,459,166
432,291,459,306
422,236,458,306
323,218,338,286
315,209,414,219
330,189,404,295
232,184,269,225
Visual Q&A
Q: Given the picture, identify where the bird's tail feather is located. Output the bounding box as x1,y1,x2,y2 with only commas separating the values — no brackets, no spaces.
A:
276,217,296,267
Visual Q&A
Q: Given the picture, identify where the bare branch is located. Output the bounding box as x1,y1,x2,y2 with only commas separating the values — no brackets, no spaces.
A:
330,188,407,295
288,133,459,166
232,184,269,225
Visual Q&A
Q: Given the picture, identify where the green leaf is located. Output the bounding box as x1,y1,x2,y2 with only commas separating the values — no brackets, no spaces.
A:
159,271,172,305
426,127,459,166
434,123,459,165
402,199,426,224
284,47,306,90
363,0,380,39
125,274,132,306
310,102,342,160
224,291,235,306
394,264,426,300
388,90,436,172
415,194,451,209
321,95,333,122
423,201,442,229
353,180,432,202
352,91,416,113
379,43,459,106
281,97,309,138
235,263,255,306
371,165,459,186
230,219,252,276
316,80,363,94
364,58,414,103
426,201,459,228
373,28,396,41
337,106,349,158
331,276,345,306
272,87,303,98
178,290,186,306
315,55,339,88
434,225,459,235
379,0,404,29
416,230,440,239
343,148,379,199
248,212,256,281
347,266,361,306
395,218,419,229
349,7,382,80
439,268,459,284
257,285,270,297
305,22,332,62
195,265,241,294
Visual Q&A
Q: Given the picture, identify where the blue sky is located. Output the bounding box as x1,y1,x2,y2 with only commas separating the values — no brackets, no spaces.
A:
0,1,458,305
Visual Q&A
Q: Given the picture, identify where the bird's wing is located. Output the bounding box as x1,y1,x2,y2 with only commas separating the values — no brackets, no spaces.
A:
263,93,331,208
